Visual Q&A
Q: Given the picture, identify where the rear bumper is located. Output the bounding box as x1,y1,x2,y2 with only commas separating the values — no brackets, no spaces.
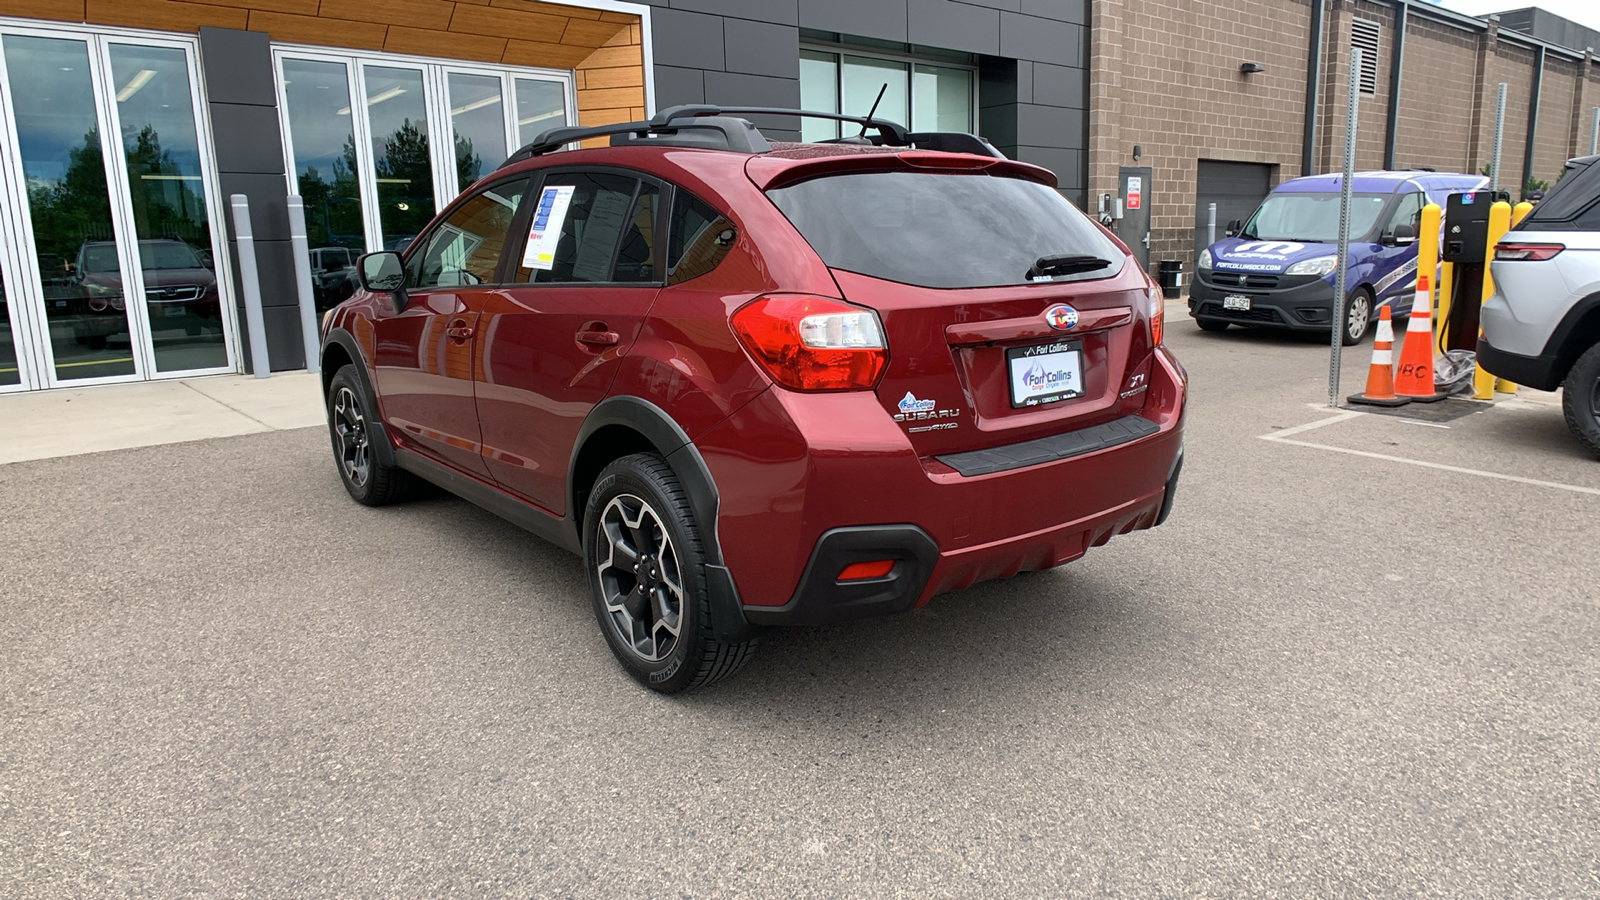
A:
1189,271,1337,330
699,347,1187,622
1476,335,1564,391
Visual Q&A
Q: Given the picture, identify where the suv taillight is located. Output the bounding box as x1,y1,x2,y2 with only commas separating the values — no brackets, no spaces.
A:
730,294,888,391
1147,283,1164,346
1495,242,1564,261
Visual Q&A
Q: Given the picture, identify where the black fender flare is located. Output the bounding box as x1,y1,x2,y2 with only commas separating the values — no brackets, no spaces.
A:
321,327,396,470
1542,289,1600,380
568,396,751,642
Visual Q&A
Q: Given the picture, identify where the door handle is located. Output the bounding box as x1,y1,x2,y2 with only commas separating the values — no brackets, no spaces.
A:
577,329,619,347
445,323,474,342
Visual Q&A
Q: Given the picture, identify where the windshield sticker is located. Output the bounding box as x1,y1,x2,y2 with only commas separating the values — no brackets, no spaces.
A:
1229,241,1307,259
522,184,575,270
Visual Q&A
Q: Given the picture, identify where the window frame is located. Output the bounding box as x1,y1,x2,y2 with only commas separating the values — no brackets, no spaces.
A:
501,165,672,289
401,173,533,290
798,42,979,139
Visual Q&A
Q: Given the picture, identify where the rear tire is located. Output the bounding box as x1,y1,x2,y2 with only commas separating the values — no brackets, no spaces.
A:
584,453,757,693
1561,342,1600,460
1196,318,1229,333
326,365,413,506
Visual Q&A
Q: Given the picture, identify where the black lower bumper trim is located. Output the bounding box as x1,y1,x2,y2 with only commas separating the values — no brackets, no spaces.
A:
742,525,938,626
1476,337,1563,392
935,414,1159,477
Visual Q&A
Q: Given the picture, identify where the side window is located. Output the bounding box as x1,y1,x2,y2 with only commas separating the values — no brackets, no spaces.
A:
410,177,529,289
1384,192,1424,238
515,172,659,284
667,190,738,285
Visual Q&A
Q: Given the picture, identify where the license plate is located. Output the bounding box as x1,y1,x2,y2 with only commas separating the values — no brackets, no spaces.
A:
1006,340,1084,408
1223,294,1252,311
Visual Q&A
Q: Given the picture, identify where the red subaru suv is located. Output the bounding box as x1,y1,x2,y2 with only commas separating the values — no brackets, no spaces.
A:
320,106,1186,692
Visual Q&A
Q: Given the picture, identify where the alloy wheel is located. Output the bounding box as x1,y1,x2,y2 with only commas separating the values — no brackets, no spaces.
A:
595,493,684,663
332,386,371,488
1347,295,1371,341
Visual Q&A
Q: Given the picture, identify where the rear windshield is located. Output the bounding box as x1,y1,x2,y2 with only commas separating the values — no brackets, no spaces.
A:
1521,158,1600,230
766,171,1122,289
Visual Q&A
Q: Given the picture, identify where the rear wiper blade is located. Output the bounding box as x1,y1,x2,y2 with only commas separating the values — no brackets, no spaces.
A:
1027,255,1112,280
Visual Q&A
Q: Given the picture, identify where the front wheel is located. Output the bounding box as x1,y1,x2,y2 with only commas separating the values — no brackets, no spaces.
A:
1561,342,1600,460
1195,318,1230,333
326,365,413,506
585,453,756,693
1341,289,1373,346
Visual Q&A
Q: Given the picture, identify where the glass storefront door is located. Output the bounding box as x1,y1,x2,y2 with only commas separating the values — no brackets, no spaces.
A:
0,24,234,391
275,49,572,310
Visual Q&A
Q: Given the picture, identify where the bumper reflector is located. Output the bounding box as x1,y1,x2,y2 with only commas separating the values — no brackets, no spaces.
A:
837,560,895,581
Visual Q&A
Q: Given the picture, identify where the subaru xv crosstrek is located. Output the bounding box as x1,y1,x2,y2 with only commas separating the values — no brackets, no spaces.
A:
319,106,1187,692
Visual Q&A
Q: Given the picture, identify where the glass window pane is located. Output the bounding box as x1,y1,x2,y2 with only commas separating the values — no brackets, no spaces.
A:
799,50,839,142
365,65,434,251
667,191,736,285
3,35,135,381
448,72,505,188
110,43,226,373
514,78,567,148
841,56,908,128
912,64,972,133
413,177,527,288
282,57,366,312
515,173,649,284
0,265,18,386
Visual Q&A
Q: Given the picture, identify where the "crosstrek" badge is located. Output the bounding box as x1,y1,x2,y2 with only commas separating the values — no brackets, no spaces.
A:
1044,304,1079,331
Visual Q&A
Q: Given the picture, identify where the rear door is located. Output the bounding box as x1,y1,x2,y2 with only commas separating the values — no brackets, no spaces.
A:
765,166,1157,460
475,169,665,514
371,176,529,478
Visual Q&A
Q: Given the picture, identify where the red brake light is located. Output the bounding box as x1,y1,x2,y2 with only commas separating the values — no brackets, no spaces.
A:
1495,242,1564,261
1147,283,1164,346
730,295,888,391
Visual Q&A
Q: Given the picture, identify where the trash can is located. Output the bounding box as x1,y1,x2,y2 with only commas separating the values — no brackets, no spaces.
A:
1157,260,1184,300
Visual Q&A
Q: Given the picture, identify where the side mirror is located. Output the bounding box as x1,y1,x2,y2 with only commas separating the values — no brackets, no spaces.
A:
1226,219,1242,237
1390,224,1417,245
358,251,407,312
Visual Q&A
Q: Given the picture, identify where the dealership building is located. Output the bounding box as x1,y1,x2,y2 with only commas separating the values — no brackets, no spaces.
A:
0,0,1594,393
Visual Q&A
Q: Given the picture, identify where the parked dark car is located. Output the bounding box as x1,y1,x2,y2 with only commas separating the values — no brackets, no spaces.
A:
319,107,1187,692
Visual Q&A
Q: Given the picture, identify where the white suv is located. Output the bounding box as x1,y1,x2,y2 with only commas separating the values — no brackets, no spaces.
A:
1479,154,1600,458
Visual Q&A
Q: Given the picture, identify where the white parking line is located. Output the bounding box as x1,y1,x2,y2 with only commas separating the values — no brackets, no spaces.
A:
1260,413,1600,497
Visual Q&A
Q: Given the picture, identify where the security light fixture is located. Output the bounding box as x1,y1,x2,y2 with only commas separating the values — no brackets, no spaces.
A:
1240,62,1266,75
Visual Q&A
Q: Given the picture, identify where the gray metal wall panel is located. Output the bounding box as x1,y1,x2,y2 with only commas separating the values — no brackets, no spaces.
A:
671,0,799,26
197,27,275,107
654,64,708,105
217,173,290,243
724,19,800,78
906,0,1001,56
1031,62,1084,110
652,8,726,70
799,0,908,42
1022,0,1086,25
999,12,1082,66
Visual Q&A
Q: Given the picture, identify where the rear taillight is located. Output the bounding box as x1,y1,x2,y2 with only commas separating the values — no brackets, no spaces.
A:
1147,283,1164,346
730,294,888,391
1495,242,1564,261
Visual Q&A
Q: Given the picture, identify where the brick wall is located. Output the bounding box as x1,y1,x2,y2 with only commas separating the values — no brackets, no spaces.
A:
1535,56,1579,187
1316,0,1392,173
1089,0,1315,271
1392,14,1479,173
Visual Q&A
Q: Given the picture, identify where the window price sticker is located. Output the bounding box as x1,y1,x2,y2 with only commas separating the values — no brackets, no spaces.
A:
522,184,575,270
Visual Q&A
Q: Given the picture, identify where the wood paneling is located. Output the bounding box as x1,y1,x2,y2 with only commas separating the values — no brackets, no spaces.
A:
0,0,649,134
246,9,387,50
0,0,86,21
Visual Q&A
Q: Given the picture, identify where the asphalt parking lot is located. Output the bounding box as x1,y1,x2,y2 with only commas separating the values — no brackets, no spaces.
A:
2,309,1597,898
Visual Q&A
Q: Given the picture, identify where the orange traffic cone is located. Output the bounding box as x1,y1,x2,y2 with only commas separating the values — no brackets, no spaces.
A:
1394,274,1448,402
1347,305,1408,407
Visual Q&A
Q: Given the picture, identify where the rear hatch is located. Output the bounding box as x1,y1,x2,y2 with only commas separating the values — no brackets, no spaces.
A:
758,155,1159,457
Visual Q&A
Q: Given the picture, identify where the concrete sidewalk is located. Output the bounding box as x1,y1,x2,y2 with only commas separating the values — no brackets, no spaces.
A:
0,373,325,465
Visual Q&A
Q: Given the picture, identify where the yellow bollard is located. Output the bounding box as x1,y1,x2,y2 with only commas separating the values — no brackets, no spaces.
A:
1418,203,1442,351
1495,202,1532,394
1474,200,1512,399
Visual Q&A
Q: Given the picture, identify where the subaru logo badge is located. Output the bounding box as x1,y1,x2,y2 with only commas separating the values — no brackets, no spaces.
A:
1044,304,1078,331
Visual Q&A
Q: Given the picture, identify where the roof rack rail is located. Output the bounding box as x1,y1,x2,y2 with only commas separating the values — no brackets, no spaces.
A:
497,104,1005,170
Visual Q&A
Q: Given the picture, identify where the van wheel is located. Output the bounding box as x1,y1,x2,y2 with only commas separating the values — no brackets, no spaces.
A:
585,454,757,693
1196,318,1229,333
1561,343,1600,459
1341,288,1373,346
